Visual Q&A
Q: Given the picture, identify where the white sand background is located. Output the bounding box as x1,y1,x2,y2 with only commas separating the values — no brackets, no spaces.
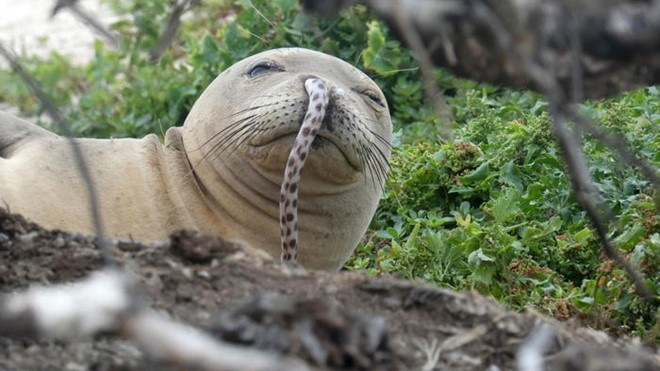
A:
0,0,117,65
0,0,117,114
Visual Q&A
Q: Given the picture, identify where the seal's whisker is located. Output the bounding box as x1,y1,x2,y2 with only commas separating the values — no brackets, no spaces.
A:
228,123,267,151
361,143,384,190
198,125,251,160
195,117,265,167
369,140,391,173
221,102,278,119
208,114,269,150
355,148,370,181
366,127,393,150
188,114,258,153
361,149,380,191
191,102,283,153
363,143,389,191
204,118,268,162
368,148,387,187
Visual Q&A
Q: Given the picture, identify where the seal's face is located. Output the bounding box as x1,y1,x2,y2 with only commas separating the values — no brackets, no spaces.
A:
185,48,391,187
182,48,392,269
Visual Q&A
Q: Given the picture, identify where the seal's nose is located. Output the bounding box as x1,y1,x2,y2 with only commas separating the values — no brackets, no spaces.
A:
298,74,320,84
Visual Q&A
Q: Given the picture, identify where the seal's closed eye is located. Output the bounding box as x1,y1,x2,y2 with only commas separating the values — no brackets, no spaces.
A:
247,60,282,78
363,90,385,108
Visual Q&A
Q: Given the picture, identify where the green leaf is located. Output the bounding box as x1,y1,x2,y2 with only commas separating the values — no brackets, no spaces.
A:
614,224,646,251
491,188,521,224
468,248,496,264
500,160,524,191
572,227,592,244
461,162,490,184
362,21,402,76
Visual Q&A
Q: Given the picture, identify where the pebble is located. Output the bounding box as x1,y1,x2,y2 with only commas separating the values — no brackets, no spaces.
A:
0,232,10,247
19,231,39,243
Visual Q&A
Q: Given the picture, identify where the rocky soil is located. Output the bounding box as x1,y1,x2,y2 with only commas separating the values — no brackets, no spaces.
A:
0,208,658,370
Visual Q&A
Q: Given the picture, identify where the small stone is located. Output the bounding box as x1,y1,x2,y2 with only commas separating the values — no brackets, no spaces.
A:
19,231,39,243
197,270,211,279
0,232,10,246
53,235,65,248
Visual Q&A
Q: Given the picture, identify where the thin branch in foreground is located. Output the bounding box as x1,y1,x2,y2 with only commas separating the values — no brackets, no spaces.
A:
549,105,654,300
390,0,453,139
149,0,199,62
517,323,556,371
52,0,120,49
0,43,115,265
0,269,310,371
567,107,660,188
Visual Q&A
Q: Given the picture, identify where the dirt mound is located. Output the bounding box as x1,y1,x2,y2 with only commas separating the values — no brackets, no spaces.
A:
0,208,657,370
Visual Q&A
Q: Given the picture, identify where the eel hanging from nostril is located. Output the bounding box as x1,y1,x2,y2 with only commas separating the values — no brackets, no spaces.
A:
279,78,329,263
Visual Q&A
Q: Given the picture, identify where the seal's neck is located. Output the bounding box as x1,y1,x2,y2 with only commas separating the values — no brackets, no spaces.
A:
161,127,230,235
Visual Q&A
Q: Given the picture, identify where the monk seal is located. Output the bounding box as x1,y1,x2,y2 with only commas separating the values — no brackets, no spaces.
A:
0,48,392,270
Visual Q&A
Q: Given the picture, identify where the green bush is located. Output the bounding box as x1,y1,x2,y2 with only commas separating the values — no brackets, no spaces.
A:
0,0,657,340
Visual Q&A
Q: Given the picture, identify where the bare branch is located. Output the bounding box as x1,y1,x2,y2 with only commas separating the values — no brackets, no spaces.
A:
149,0,199,62
567,107,660,188
517,323,556,371
389,1,453,139
52,0,120,49
549,105,654,299
305,0,660,100
0,43,115,265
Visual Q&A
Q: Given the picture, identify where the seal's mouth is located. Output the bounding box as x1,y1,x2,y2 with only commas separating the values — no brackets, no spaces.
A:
250,129,362,172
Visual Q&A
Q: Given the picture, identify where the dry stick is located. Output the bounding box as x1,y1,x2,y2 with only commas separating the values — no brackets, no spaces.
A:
149,0,198,62
563,8,659,188
470,2,655,301
516,323,556,371
51,0,120,49
391,0,453,139
568,108,660,188
0,43,116,266
550,106,653,300
567,12,584,104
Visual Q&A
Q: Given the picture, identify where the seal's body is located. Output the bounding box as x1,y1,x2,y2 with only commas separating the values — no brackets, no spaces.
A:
0,48,392,270
0,121,219,242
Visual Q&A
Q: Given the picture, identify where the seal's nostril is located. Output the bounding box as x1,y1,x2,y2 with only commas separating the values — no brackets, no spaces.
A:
299,74,318,84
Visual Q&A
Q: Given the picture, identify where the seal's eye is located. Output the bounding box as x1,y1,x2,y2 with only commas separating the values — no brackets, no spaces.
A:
362,90,385,108
248,61,279,78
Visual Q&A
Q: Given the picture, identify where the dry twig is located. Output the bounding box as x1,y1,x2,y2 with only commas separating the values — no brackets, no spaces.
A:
0,42,115,266
149,0,199,62
52,0,120,48
517,324,556,371
390,1,453,139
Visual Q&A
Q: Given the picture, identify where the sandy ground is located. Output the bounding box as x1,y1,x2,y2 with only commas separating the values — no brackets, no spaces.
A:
0,0,116,67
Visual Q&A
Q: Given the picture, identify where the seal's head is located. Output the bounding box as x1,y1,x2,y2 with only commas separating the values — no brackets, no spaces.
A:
182,48,392,270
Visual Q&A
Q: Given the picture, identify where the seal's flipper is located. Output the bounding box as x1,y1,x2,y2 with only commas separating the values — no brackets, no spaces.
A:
0,110,57,158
